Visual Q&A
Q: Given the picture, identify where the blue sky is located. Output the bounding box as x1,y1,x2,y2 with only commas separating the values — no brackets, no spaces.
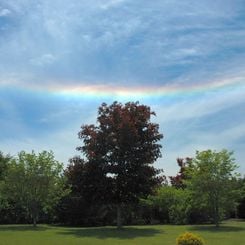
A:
0,0,245,176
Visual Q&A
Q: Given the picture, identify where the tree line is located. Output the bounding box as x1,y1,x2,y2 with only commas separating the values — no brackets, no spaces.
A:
0,101,244,228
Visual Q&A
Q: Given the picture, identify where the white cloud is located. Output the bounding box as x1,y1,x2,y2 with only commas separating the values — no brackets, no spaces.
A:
0,8,11,16
0,131,79,166
100,0,127,10
154,86,245,124
0,104,100,167
157,117,245,176
30,53,57,66
0,0,244,176
0,0,245,84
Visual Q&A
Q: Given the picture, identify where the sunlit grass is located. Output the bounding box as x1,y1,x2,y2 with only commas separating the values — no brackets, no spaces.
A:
0,220,244,245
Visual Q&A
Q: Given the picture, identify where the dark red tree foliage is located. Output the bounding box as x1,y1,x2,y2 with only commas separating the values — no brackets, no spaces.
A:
169,157,192,189
77,101,164,228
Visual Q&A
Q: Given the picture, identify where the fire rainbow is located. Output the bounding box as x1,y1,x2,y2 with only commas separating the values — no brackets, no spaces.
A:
53,76,244,98
1,75,244,98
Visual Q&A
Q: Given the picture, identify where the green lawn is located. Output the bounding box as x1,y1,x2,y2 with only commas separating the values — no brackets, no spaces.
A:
0,220,244,245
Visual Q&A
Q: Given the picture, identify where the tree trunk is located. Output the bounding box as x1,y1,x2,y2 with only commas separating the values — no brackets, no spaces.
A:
214,204,219,227
31,203,38,227
213,194,219,227
116,203,122,229
33,216,37,227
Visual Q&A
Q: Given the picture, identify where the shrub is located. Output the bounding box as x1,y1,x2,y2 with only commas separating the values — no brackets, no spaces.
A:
176,232,205,245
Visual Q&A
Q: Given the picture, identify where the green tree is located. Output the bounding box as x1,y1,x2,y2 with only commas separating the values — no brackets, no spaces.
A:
3,151,69,226
77,101,164,228
237,176,245,218
186,149,239,227
0,151,12,212
143,186,191,224
0,151,12,180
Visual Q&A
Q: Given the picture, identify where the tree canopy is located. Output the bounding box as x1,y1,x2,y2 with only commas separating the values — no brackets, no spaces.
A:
2,151,69,226
0,102,243,227
76,101,164,228
185,149,239,227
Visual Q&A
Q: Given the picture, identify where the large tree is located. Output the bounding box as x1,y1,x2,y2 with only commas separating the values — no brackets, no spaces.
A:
2,151,69,226
186,149,239,227
77,101,163,228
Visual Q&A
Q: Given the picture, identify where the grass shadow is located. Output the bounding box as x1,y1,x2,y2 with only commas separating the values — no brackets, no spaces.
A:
57,226,162,239
0,225,48,232
189,225,245,233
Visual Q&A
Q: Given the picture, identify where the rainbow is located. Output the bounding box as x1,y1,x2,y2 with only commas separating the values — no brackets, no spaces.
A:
0,75,244,98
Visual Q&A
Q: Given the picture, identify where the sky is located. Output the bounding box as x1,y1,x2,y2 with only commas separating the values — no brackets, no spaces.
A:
0,0,245,176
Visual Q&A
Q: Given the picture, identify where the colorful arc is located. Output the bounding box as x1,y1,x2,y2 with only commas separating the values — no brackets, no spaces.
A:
1,76,244,98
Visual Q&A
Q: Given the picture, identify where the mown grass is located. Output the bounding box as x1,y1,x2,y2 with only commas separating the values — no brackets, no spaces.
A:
0,220,244,245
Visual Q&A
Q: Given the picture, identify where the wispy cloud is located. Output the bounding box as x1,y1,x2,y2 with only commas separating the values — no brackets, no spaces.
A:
0,0,244,84
29,53,57,66
100,0,127,10
0,8,11,17
0,0,244,175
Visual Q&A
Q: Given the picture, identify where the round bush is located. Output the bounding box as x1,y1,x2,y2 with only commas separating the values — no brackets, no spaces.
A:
176,232,205,245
